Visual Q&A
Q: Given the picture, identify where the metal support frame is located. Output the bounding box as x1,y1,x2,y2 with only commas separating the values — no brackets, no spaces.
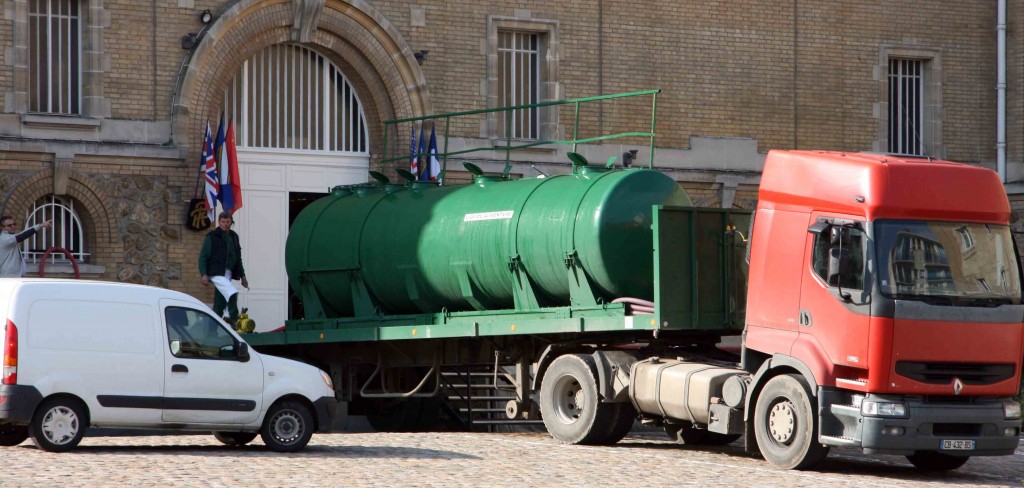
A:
359,353,441,399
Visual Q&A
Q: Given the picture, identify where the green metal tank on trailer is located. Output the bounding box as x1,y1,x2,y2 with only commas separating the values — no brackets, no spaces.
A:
285,163,691,317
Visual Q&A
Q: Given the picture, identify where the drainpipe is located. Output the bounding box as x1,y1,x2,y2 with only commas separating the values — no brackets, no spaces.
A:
997,0,1007,182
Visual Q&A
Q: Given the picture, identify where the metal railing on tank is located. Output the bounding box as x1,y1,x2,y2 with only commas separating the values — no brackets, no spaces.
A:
380,89,661,180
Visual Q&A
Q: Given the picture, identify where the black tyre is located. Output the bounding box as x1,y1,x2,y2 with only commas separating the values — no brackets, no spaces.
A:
212,431,258,447
366,398,425,433
598,403,637,445
539,354,616,445
260,400,314,452
0,423,28,446
906,451,970,471
704,432,742,446
753,374,829,470
29,397,87,453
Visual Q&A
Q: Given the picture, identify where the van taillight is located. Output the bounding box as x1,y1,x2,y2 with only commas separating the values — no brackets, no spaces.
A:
3,320,16,385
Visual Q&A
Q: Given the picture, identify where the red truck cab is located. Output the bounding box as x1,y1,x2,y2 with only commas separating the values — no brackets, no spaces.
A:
743,150,1023,469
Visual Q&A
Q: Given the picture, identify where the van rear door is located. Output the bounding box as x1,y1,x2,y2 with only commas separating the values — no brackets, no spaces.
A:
160,300,263,424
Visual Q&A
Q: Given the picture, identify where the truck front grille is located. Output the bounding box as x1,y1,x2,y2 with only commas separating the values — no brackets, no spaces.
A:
895,361,1014,385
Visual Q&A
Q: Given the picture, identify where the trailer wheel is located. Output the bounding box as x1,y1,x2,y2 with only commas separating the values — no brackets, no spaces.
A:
905,451,969,471
0,423,28,446
597,402,637,445
540,354,615,444
753,374,829,469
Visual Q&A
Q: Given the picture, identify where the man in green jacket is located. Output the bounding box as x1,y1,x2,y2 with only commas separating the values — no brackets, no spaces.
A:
199,211,249,322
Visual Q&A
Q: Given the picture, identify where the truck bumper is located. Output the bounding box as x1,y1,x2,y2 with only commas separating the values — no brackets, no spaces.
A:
313,396,339,433
0,385,43,424
837,394,1020,456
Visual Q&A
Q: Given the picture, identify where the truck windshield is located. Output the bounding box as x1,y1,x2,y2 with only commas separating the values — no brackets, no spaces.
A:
875,220,1022,305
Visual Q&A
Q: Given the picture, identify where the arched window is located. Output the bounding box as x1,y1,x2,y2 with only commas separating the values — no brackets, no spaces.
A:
22,195,87,263
224,44,369,154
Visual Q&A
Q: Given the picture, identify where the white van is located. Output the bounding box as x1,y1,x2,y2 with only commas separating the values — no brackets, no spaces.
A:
0,279,336,453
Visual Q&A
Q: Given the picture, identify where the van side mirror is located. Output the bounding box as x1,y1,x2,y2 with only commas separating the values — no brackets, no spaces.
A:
237,342,250,362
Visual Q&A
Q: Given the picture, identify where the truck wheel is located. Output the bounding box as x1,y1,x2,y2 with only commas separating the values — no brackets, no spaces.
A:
0,423,28,446
753,374,829,470
540,354,615,444
261,400,314,452
906,451,969,471
212,431,258,447
598,403,637,445
30,397,87,453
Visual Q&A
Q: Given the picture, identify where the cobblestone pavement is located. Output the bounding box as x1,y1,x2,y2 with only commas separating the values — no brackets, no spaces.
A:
2,431,1022,487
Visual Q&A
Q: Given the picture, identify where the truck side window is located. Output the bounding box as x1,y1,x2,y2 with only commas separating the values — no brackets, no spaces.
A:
811,224,865,290
164,307,236,359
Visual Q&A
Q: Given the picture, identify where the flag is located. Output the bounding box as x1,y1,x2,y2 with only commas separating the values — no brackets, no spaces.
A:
427,125,441,181
219,119,243,214
409,125,419,176
201,122,219,223
417,128,427,181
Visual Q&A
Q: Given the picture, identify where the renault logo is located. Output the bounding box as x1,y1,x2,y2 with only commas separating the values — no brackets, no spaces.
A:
952,377,964,396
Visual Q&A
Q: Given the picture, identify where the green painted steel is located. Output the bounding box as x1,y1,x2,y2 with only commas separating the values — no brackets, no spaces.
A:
285,167,691,317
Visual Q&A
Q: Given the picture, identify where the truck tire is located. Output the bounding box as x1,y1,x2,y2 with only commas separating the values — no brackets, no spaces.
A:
540,354,616,444
212,431,258,447
29,397,87,453
905,451,969,471
0,423,28,446
753,374,829,470
260,400,314,452
598,402,637,445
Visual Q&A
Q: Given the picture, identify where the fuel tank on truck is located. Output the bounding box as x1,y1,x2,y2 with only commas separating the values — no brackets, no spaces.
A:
285,162,691,316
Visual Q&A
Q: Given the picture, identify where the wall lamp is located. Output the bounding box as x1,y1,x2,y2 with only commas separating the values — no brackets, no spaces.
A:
622,149,638,168
199,9,213,24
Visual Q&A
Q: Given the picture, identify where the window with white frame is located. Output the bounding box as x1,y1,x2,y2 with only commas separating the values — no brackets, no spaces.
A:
497,31,540,139
28,0,81,114
224,44,369,154
22,195,87,263
888,58,924,156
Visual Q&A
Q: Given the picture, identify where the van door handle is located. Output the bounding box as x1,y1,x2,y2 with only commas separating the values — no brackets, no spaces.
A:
171,364,188,373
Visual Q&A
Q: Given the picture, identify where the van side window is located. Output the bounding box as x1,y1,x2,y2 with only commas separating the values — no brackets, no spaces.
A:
164,307,235,359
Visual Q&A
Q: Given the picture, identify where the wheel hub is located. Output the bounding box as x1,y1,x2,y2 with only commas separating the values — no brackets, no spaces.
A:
768,401,796,444
553,375,585,424
271,412,301,442
42,407,78,445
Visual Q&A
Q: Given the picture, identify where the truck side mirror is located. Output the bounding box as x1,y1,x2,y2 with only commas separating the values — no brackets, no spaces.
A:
237,342,250,362
807,221,830,235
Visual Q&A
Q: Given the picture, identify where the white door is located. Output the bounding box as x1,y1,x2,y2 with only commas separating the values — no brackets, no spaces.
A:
161,300,264,424
235,156,367,331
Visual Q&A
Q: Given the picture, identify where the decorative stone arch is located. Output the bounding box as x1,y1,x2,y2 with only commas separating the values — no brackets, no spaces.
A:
3,169,114,262
170,0,430,162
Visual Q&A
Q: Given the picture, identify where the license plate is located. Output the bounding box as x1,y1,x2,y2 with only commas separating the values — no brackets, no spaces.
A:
941,439,975,451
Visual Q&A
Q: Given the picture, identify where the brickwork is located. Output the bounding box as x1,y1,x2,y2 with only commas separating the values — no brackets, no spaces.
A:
0,0,1016,308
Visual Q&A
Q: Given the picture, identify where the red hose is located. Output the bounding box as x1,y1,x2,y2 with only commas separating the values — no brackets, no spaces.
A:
38,247,81,279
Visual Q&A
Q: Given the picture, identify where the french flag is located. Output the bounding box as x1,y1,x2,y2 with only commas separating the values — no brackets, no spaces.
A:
219,119,243,214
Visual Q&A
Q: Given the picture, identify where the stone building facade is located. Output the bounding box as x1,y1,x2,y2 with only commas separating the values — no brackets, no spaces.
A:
0,0,1020,328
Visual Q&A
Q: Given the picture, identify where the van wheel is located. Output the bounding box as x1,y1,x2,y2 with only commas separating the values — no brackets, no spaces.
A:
30,397,87,453
0,423,28,446
212,431,258,447
261,400,314,452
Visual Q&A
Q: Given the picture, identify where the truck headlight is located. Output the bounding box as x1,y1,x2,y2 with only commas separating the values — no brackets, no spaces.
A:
861,400,907,417
320,370,334,391
1003,399,1021,419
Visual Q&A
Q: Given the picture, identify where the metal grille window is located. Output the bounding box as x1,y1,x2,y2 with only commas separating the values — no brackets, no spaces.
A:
28,0,80,114
888,58,924,156
23,195,87,263
224,44,369,153
498,31,540,139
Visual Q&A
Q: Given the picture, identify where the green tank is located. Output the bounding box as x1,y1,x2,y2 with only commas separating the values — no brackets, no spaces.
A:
286,165,690,317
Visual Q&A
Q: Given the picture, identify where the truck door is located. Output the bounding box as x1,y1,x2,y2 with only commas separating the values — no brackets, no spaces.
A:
795,215,871,384
161,301,264,424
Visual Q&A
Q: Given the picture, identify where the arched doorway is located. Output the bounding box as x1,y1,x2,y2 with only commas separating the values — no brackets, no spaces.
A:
224,43,370,331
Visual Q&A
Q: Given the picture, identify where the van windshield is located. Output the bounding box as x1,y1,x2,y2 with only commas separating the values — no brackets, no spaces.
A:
875,220,1022,305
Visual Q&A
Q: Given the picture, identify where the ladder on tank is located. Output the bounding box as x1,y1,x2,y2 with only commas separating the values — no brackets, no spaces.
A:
439,365,544,431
